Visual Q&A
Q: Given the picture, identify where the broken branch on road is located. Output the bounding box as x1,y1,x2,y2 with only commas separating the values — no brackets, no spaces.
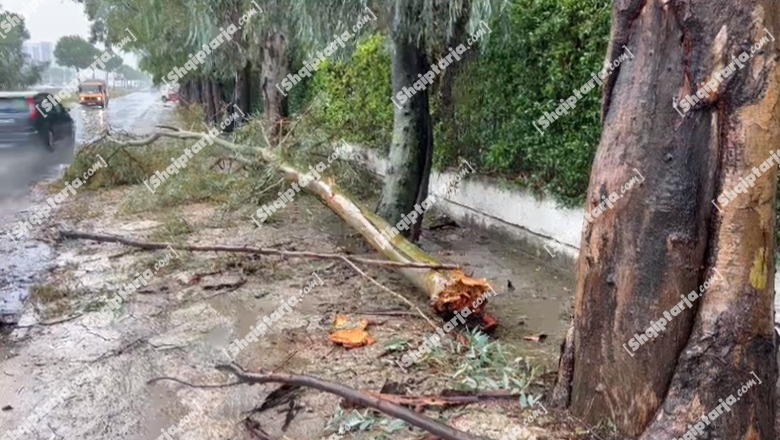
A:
150,363,490,440
58,230,459,270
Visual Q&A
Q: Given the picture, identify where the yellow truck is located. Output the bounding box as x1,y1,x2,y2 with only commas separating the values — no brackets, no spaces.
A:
78,79,109,108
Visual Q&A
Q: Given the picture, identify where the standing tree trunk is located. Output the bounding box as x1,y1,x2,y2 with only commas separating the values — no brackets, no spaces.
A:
211,80,223,122
437,0,470,128
377,0,433,239
235,61,251,116
553,1,780,438
202,77,216,123
436,0,475,164
410,0,472,243
178,80,189,103
261,31,288,141
192,79,203,106
226,0,249,119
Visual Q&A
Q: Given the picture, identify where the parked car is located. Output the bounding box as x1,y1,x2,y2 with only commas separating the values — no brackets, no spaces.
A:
78,80,109,108
160,84,180,104
0,91,74,151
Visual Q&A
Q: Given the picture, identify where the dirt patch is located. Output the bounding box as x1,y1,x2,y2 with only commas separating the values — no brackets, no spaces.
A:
0,181,609,439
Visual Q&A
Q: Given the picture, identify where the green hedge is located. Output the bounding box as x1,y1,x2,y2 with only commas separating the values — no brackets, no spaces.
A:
437,0,610,206
308,0,611,207
309,34,393,150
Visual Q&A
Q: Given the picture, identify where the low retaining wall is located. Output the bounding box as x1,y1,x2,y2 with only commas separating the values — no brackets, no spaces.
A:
349,144,780,308
353,146,582,270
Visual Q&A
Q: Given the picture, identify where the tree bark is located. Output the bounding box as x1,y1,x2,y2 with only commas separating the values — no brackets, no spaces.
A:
179,80,190,103
555,1,780,438
437,0,470,128
261,31,288,140
191,79,202,106
377,0,433,239
436,0,476,164
185,80,194,104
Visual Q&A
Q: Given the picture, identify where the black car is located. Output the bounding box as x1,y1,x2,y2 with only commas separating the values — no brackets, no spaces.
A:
0,91,74,151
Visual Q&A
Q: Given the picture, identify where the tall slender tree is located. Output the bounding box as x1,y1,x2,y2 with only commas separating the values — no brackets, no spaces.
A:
377,0,501,241
377,0,432,239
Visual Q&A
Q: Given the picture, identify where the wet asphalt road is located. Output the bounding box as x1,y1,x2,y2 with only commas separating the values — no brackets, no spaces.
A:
0,90,167,324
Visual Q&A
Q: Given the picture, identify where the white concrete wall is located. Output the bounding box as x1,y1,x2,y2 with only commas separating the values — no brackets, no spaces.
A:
348,143,780,311
351,145,583,263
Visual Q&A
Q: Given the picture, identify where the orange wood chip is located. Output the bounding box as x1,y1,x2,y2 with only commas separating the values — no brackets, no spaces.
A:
329,328,376,348
329,315,375,348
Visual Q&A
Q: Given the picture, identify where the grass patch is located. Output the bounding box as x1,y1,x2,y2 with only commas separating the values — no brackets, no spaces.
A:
30,283,81,319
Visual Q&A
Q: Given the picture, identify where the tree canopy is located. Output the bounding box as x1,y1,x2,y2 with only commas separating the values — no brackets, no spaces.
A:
0,8,43,89
54,35,101,70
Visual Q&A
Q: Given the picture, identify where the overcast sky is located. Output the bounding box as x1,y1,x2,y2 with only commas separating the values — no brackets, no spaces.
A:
1,0,138,67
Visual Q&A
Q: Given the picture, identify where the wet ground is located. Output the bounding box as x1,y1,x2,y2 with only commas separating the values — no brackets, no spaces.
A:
0,92,777,439
0,196,574,440
0,91,169,325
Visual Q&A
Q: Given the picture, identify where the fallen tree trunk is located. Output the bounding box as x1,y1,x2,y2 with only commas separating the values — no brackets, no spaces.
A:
101,127,496,329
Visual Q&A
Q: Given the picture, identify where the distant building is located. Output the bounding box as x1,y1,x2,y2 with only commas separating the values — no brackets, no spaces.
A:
22,41,54,63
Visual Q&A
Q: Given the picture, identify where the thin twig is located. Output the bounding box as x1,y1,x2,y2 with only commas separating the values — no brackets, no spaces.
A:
339,256,438,331
13,314,83,328
147,376,242,389
58,230,460,270
255,177,286,198
259,122,274,149
566,415,605,440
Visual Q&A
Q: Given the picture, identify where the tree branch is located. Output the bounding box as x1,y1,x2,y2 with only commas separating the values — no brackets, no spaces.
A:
212,363,490,440
105,125,259,159
58,230,461,270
